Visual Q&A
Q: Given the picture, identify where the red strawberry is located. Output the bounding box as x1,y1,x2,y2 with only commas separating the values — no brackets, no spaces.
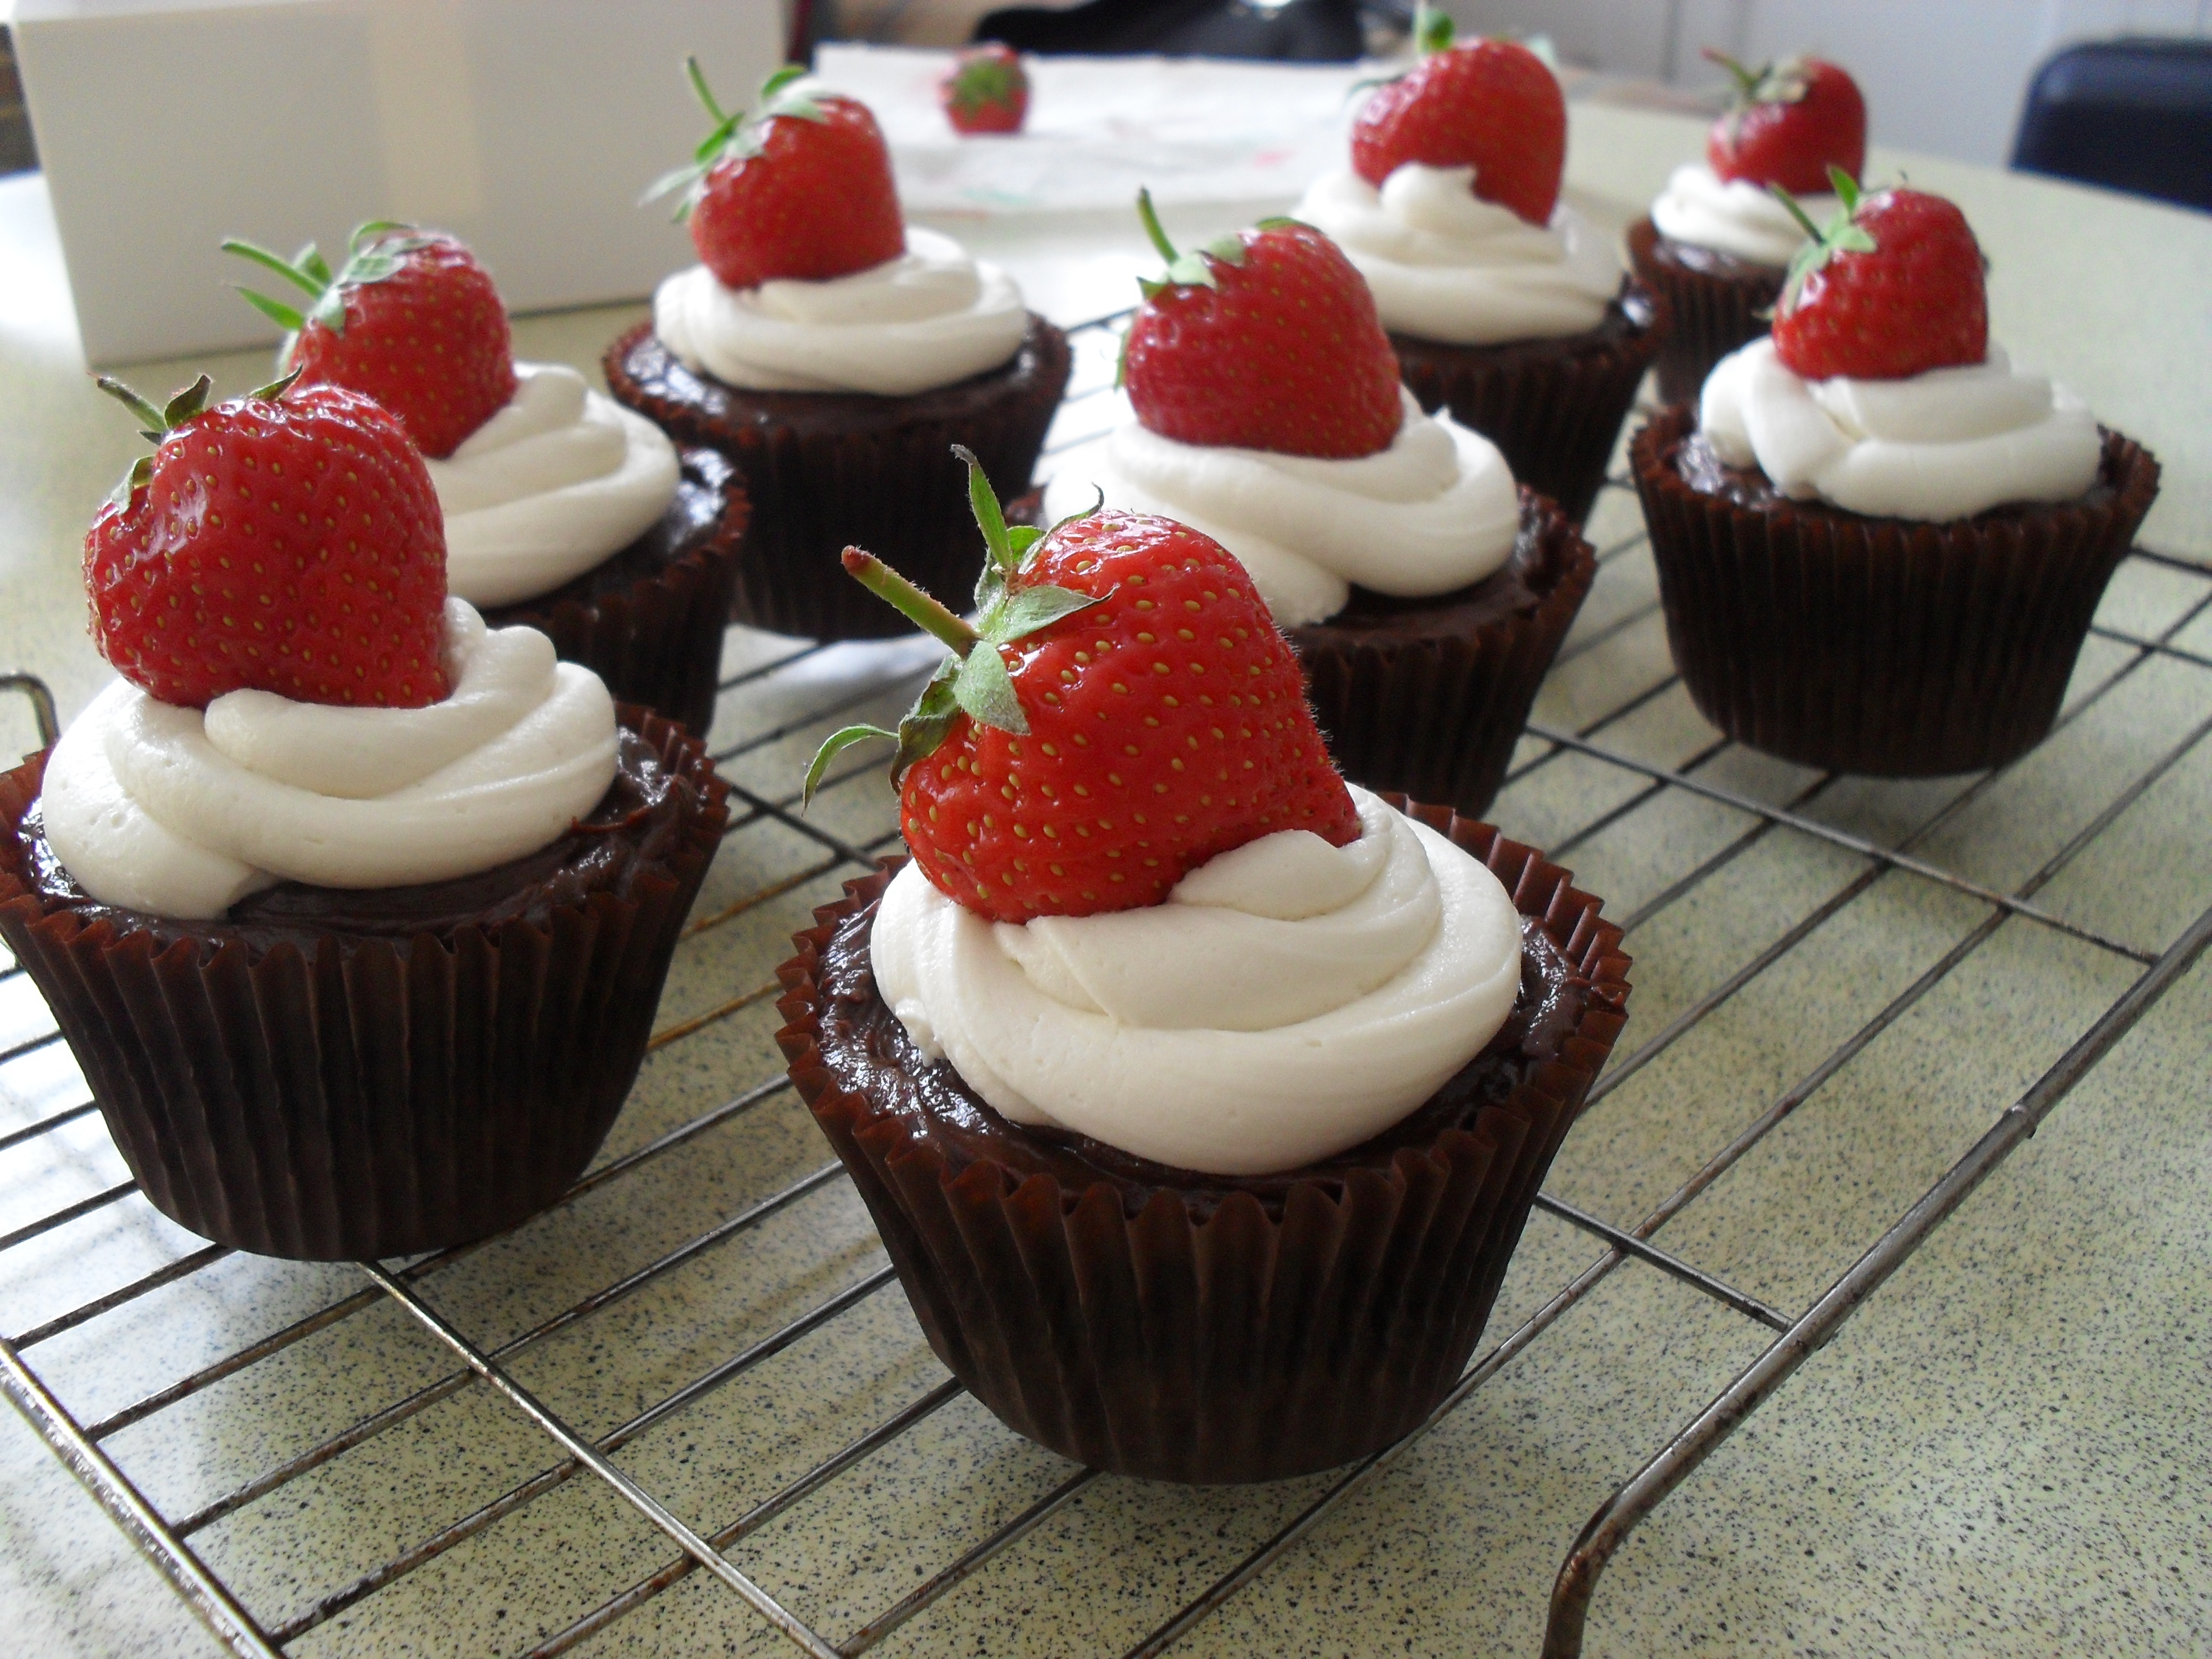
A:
1771,173,1986,382
1119,193,1404,460
1704,51,1867,196
807,450,1358,923
1351,32,1566,227
942,43,1028,135
84,373,449,710
224,224,515,460
645,59,905,292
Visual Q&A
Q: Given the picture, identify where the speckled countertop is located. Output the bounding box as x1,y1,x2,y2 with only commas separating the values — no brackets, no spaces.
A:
2,102,2209,1659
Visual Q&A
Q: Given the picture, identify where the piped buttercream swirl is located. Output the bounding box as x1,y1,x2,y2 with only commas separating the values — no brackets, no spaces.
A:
1649,163,1838,268
1294,164,1621,345
427,363,680,608
41,600,618,919
871,785,1524,1175
1700,338,2102,521
1041,390,1520,627
652,226,1028,395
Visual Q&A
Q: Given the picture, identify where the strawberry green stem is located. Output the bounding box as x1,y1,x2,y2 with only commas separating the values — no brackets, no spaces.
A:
1135,188,1178,264
840,548,979,656
1768,184,1826,243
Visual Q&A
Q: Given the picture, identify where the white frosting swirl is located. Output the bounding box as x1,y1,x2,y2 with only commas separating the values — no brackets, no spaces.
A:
652,227,1028,396
1041,390,1519,628
1293,164,1621,346
41,601,619,920
1649,163,1838,269
1700,339,2103,521
427,363,681,609
871,786,1524,1175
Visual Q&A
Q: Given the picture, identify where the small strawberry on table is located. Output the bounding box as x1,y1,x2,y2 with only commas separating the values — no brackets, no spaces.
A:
941,43,1028,136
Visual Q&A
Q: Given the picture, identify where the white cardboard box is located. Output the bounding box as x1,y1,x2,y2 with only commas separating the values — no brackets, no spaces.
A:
13,0,783,366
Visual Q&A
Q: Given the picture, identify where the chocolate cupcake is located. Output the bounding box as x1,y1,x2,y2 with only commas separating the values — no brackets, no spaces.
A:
1294,33,1667,525
610,62,1072,642
779,484,1631,1483
1634,175,2163,777
13,372,730,1259
1386,285,1664,526
777,809,1630,1483
1043,199,1594,822
1635,403,2159,776
0,707,726,1260
1627,218,1785,409
1290,488,1595,816
606,315,1070,640
224,224,740,735
1631,53,1871,406
480,446,745,739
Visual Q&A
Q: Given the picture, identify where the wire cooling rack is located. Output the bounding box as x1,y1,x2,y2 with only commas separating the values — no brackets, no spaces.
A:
3,309,2210,1659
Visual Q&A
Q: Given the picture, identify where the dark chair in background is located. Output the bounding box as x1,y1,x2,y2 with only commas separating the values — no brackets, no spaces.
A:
976,0,1369,62
2012,36,2212,212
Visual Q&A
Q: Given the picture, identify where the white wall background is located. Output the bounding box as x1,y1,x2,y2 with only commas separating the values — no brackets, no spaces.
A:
1447,0,2212,164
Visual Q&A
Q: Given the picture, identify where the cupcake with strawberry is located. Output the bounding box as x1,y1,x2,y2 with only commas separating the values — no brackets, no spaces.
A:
1633,174,2162,776
1041,195,1594,820
606,61,1071,641
1292,16,1663,523
1629,50,1868,404
0,374,728,1259
226,223,744,737
778,468,1631,1482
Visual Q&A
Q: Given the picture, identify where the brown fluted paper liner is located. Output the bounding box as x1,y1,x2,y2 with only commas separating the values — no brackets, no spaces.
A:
487,448,747,738
1632,406,2163,776
1392,281,1666,526
605,316,1072,642
0,710,729,1261
1626,218,1784,409
776,816,1632,1484
1292,489,1595,820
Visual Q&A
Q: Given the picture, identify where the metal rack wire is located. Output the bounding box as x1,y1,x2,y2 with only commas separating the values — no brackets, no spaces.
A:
2,307,2208,1659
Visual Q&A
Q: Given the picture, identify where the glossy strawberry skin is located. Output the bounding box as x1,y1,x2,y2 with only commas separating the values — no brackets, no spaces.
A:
1707,58,1867,196
1122,222,1405,460
899,511,1358,923
942,44,1028,135
85,384,450,709
289,234,515,460
691,96,907,290
1772,189,1986,382
1351,41,1566,226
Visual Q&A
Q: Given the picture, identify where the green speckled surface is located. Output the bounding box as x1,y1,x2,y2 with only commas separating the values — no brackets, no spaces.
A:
2,103,2210,1658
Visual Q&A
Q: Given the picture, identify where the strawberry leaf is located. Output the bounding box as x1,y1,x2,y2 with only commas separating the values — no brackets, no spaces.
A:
108,454,153,510
1006,524,1042,558
953,642,1028,735
161,376,213,428
1414,1,1455,55
892,673,962,783
759,63,810,102
249,367,306,404
802,723,897,805
990,585,1106,640
233,286,307,333
221,237,327,298
956,442,1019,572
95,375,173,438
